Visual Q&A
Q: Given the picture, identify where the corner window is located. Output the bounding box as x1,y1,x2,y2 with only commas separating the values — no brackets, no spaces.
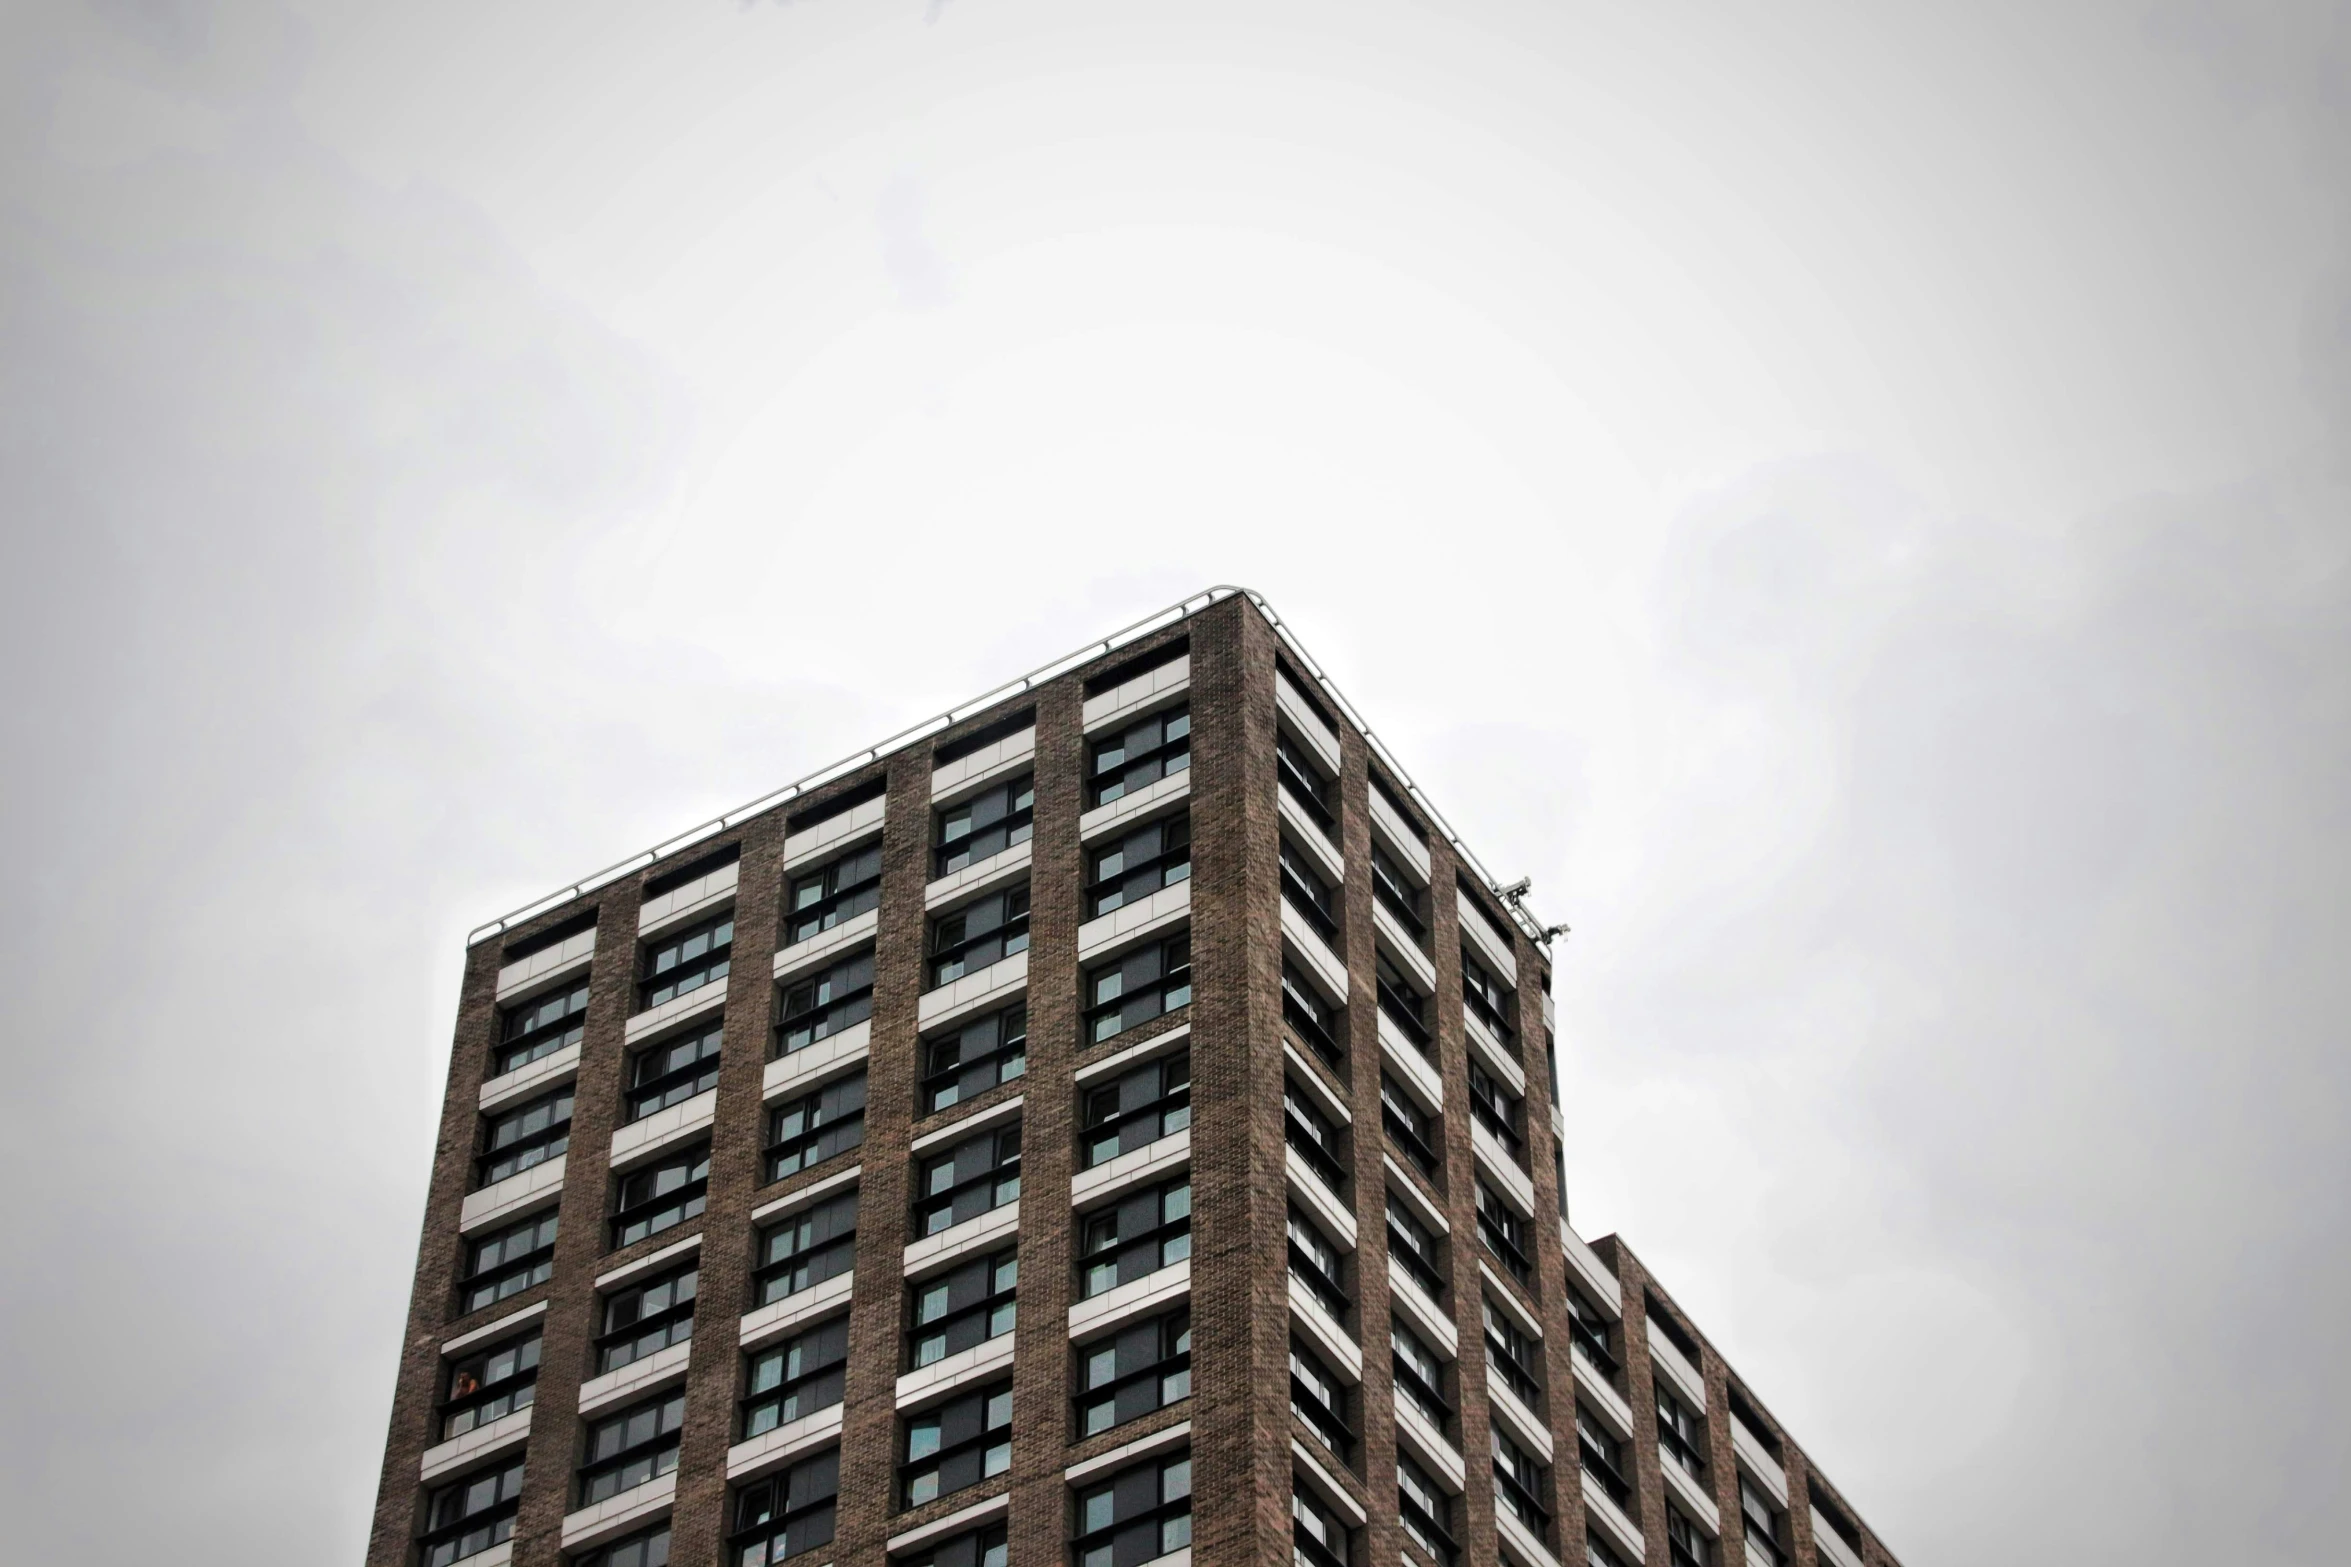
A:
1075,1307,1190,1436
595,1263,697,1374
1087,704,1190,808
899,1380,1013,1508
1086,812,1191,918
611,1144,709,1249
495,982,586,1075
777,949,874,1055
935,774,1034,877
729,1446,838,1565
1084,933,1191,1044
908,1247,1018,1368
928,884,1030,987
459,1210,558,1314
912,1123,1022,1236
765,1071,866,1182
1072,1451,1191,1567
625,1019,722,1123
784,842,882,945
753,1191,858,1307
477,1087,572,1187
1079,1177,1191,1297
640,911,732,1011
440,1331,540,1440
742,1315,848,1438
1079,1047,1190,1167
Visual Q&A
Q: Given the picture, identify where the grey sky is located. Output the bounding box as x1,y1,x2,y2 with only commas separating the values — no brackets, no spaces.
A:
1,1,2344,1562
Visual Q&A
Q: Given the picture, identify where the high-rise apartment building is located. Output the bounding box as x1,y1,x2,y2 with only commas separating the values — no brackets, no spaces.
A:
368,588,1902,1567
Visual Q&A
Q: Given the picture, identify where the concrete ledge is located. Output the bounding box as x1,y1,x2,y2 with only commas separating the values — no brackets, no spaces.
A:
1496,1500,1562,1567
931,725,1036,801
1392,1398,1465,1491
1282,1048,1350,1124
1374,905,1436,995
496,928,597,1003
1075,1023,1190,1084
1081,654,1190,733
887,1491,1011,1556
596,1232,703,1292
1078,771,1190,843
1369,788,1432,882
637,861,737,940
577,1339,691,1418
782,795,886,871
1472,1125,1536,1216
751,1165,862,1225
764,1024,871,1104
622,981,726,1048
917,951,1029,1031
1571,1350,1634,1440
725,1402,844,1483
1285,1146,1357,1251
1292,1440,1368,1526
559,1470,675,1550
1733,1417,1789,1508
1077,881,1191,963
1281,901,1348,1003
459,1157,567,1235
910,1094,1025,1156
1276,669,1343,774
1464,1010,1528,1098
479,1043,581,1112
1380,1014,1444,1110
902,1200,1020,1275
1661,1451,1721,1536
1288,1278,1363,1383
1072,1130,1189,1210
444,1300,547,1356
610,1090,717,1169
420,1405,532,1482
773,909,877,982
738,1269,854,1351
1487,1379,1553,1465
1067,1260,1189,1341
1812,1510,1865,1567
923,842,1032,912
1388,1256,1459,1357
1582,1470,1645,1565
1648,1320,1707,1409
1458,887,1519,986
1560,1222,1621,1315
896,1330,1017,1409
1280,791,1346,882
1064,1418,1191,1483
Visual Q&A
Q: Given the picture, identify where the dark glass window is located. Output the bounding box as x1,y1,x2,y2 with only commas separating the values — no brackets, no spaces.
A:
730,1446,838,1565
1563,1287,1618,1381
1656,1381,1707,1481
611,1144,709,1248
1280,839,1339,944
596,1264,697,1374
1281,961,1343,1066
1072,1452,1192,1567
1380,1075,1439,1177
935,774,1034,877
1075,1307,1190,1436
1289,1337,1352,1458
784,842,882,946
1385,1191,1444,1302
1740,1477,1787,1567
1492,1426,1551,1540
742,1315,849,1438
1276,732,1338,840
1666,1509,1712,1567
1375,954,1430,1052
912,1123,1022,1236
1466,1061,1524,1165
496,982,587,1075
1545,1028,1563,1111
459,1211,558,1314
440,1332,540,1440
626,1020,723,1123
1086,812,1191,918
477,1087,572,1187
1080,1048,1190,1167
576,1524,670,1567
1577,1403,1633,1509
1475,1182,1532,1284
420,1457,524,1567
579,1389,685,1504
1283,1081,1346,1192
766,1072,866,1182
1079,1178,1191,1298
1293,1485,1350,1567
1483,1298,1544,1410
1460,946,1516,1050
1085,934,1191,1044
1087,704,1191,809
923,1003,1027,1114
640,912,733,1011
928,885,1030,987
777,950,874,1055
1587,1536,1630,1567
1397,1453,1457,1566
900,1522,1008,1567
1390,1317,1453,1434
908,1247,1018,1368
753,1191,858,1307
1286,1207,1349,1322
900,1380,1013,1508
1370,840,1427,945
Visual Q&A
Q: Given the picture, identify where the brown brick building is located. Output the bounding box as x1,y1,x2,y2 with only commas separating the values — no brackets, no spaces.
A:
366,588,1905,1567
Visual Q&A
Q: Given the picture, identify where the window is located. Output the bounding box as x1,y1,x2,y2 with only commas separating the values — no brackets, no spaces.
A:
1087,812,1191,918
1585,1536,1630,1567
730,1447,838,1565
640,911,732,1011
611,1144,709,1248
1475,1182,1532,1284
753,1191,858,1306
784,842,881,946
1283,1081,1346,1192
459,1210,557,1313
1492,1426,1551,1540
477,1087,571,1187
1380,1076,1439,1176
766,1072,867,1181
1389,1318,1452,1435
440,1331,540,1440
1276,732,1337,840
579,1389,685,1503
1483,1298,1544,1410
577,1524,671,1567
1085,934,1191,1044
1280,838,1339,944
1072,1452,1192,1567
1460,946,1515,1050
1079,1177,1191,1297
912,1123,1021,1236
742,1315,848,1438
1281,961,1343,1065
777,949,874,1054
935,774,1034,877
644,843,737,899
1466,1062,1524,1165
1370,840,1426,945
901,1522,1008,1567
1079,1047,1190,1167
419,1458,524,1567
1576,1403,1632,1509
1810,1490,1862,1560
496,982,587,1075
1739,1477,1786,1567
1375,953,1430,1053
1544,1029,1562,1111
1397,1453,1458,1565
1286,1207,1349,1321
1384,1191,1445,1302
928,884,1030,987
1075,1307,1190,1436
1563,1287,1618,1381
596,1263,698,1374
1289,1337,1352,1457
1088,704,1191,808
900,1380,1012,1508
1666,1509,1711,1567
1292,1483,1350,1567
923,1003,1027,1114
1656,1381,1707,1481
908,1247,1018,1368
625,1020,723,1123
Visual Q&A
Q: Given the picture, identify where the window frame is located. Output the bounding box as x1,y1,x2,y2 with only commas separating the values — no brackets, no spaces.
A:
1084,932,1192,1045
459,1210,559,1315
741,1313,850,1439
1369,838,1428,946
476,1085,573,1188
1276,729,1339,841
1483,1296,1545,1411
1281,959,1344,1066
1390,1316,1454,1435
1086,703,1192,809
495,980,588,1076
1085,809,1192,919
907,1246,1019,1369
729,1445,839,1566
911,1122,1023,1237
1466,1060,1525,1166
1491,1424,1553,1541
1078,1045,1191,1169
1286,1205,1351,1322
1283,1079,1347,1193
623,1019,723,1124
1375,952,1432,1052
576,1387,687,1506
610,1142,711,1249
926,882,1032,988
898,1379,1014,1510
1288,1335,1354,1460
1380,1074,1441,1177
1384,1189,1446,1303
1656,1379,1708,1482
419,1456,526,1567
1074,1306,1191,1438
775,948,875,1056
639,909,734,1011
1078,1175,1193,1298
764,1070,867,1183
1397,1452,1459,1566
783,840,883,946
934,772,1035,877
439,1330,542,1441
1576,1403,1634,1509
752,1190,859,1307
594,1261,699,1375
1279,835,1341,945
1475,1180,1534,1285
1071,1451,1193,1567
922,1002,1028,1115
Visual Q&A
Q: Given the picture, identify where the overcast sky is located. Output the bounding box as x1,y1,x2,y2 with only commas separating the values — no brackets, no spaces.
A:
2,1,2346,1562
